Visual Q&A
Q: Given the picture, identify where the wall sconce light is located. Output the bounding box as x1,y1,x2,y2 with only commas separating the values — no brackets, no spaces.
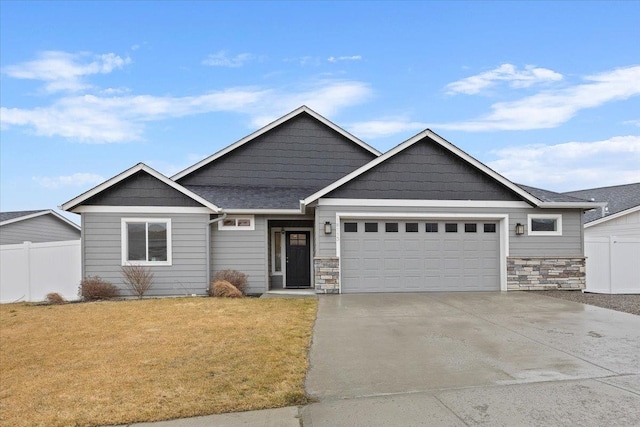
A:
324,221,332,235
515,223,525,235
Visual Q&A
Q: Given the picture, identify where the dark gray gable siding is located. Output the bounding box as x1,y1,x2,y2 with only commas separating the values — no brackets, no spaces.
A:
326,136,522,201
176,112,377,190
84,171,203,207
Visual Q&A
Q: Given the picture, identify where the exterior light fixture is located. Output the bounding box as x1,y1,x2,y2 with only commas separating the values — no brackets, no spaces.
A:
324,221,332,235
515,223,525,235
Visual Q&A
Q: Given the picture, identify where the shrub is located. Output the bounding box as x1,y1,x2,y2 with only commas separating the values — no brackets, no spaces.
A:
121,264,154,299
212,270,248,294
45,292,66,305
210,280,242,298
79,276,120,301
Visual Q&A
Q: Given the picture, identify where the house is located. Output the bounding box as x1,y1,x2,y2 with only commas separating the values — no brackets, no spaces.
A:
564,183,640,294
0,209,81,245
61,106,600,296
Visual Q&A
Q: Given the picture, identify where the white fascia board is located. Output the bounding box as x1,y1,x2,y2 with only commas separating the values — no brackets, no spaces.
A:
537,201,607,209
304,129,543,207
317,198,531,209
71,206,214,214
0,209,81,231
171,106,381,181
585,205,640,228
223,209,303,215
61,163,220,213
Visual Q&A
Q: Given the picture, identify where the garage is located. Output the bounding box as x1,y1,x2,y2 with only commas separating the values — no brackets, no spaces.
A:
340,219,500,293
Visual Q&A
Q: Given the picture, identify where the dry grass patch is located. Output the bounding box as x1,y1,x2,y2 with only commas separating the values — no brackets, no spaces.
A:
0,297,317,427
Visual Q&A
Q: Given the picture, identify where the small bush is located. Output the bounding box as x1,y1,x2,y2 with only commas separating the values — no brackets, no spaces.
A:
45,292,66,305
212,270,248,294
79,276,120,301
211,280,242,298
121,264,154,299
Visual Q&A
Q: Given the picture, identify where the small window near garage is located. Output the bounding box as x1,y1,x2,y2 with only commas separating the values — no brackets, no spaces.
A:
484,223,497,233
218,215,255,231
365,222,378,232
406,223,419,233
425,223,439,233
528,214,562,236
465,223,477,233
385,222,399,232
344,222,358,232
445,223,458,233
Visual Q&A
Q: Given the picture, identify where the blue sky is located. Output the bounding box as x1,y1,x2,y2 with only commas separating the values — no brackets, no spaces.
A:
1,1,639,221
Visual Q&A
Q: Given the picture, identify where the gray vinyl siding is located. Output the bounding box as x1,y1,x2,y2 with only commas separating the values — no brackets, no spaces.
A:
316,204,584,258
210,216,268,294
84,171,202,207
177,113,377,189
0,215,80,245
82,212,209,297
326,137,522,201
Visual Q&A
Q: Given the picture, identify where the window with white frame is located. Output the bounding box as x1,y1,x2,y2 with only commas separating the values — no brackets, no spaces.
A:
527,214,562,236
121,218,172,265
218,215,255,230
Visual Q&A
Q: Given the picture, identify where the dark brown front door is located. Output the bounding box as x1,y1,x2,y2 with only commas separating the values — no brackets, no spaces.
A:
285,231,311,288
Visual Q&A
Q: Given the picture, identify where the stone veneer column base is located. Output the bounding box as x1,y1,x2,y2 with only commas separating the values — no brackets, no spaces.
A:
507,256,585,291
314,256,339,294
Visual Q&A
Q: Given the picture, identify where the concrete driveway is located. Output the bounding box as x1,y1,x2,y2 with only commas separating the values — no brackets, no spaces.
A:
302,292,640,426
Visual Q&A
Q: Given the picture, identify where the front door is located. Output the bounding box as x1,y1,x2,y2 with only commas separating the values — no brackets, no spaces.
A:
285,231,311,288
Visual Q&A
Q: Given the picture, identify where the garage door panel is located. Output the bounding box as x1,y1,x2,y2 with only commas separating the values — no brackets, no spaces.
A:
341,219,500,293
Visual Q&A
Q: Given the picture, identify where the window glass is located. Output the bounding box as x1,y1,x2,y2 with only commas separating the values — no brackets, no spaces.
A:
127,223,146,261
147,223,167,261
385,222,398,232
365,222,378,232
237,219,251,227
484,223,497,233
125,220,169,264
222,219,236,227
273,232,281,272
344,222,358,232
445,223,458,233
406,223,418,232
290,233,307,246
464,223,477,233
531,218,557,232
425,223,438,233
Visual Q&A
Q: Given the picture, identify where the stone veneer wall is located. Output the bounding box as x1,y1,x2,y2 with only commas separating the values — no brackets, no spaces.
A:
314,256,339,294
507,257,585,291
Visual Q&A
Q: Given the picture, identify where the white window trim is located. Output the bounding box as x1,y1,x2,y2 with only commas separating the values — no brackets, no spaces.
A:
271,229,284,276
527,214,562,236
217,215,255,231
121,218,172,266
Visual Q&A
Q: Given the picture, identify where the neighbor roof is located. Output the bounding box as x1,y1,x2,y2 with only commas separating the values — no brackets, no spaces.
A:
564,182,640,224
0,209,81,230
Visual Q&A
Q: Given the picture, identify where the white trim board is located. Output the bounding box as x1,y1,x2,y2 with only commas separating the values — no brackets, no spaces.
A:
171,106,381,181
317,198,531,209
334,212,510,293
70,206,214,214
0,209,81,231
61,163,220,213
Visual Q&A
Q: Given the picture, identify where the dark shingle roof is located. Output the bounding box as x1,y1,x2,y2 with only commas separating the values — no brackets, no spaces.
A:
185,185,318,210
516,184,588,203
564,182,640,223
0,210,48,223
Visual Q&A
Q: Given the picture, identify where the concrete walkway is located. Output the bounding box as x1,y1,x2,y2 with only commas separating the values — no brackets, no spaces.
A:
125,292,640,426
302,292,640,426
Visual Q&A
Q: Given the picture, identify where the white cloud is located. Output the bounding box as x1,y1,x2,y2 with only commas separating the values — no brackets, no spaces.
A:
487,135,640,191
33,173,105,189
327,55,362,63
439,65,640,131
2,51,131,93
1,80,371,143
348,118,428,139
445,64,563,95
202,51,254,68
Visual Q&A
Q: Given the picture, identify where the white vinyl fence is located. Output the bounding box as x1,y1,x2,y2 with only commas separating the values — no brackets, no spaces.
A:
0,240,81,303
585,236,640,294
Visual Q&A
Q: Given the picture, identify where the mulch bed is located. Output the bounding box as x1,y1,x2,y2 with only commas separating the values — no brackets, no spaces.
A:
535,290,640,316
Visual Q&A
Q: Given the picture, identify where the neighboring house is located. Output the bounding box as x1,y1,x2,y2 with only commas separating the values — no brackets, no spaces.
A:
0,210,81,245
564,183,640,294
61,106,600,296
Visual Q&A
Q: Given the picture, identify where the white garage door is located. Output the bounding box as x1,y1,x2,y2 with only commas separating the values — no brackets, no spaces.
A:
340,220,500,293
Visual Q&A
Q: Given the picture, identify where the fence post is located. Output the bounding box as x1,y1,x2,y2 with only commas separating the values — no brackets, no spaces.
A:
24,241,32,301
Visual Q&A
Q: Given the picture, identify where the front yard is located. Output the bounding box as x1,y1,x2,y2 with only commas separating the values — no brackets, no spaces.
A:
0,297,317,427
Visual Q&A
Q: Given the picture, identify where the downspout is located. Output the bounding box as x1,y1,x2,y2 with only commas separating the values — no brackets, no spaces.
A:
206,212,227,290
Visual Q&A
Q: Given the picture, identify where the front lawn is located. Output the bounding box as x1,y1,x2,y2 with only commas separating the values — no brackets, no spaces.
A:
0,297,317,427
